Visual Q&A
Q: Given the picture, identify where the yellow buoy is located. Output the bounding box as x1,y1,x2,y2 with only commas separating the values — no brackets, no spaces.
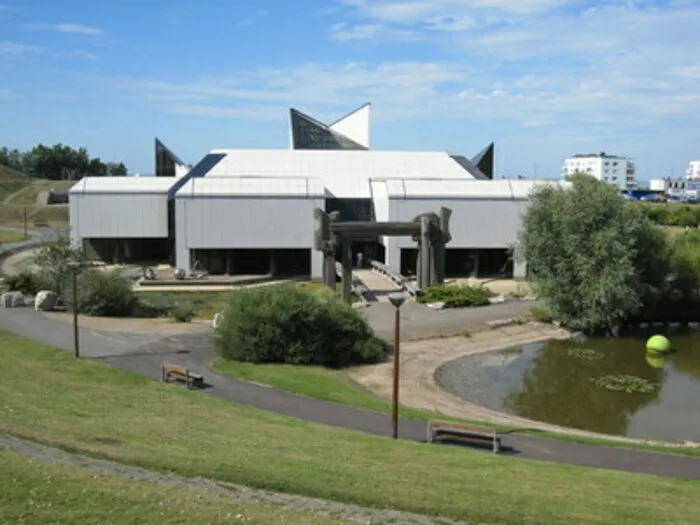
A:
646,334,671,354
645,352,669,369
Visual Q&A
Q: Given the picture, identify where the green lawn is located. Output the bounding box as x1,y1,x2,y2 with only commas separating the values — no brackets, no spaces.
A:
0,204,69,226
0,228,27,243
211,358,700,459
6,180,74,205
0,451,351,525
1,329,699,524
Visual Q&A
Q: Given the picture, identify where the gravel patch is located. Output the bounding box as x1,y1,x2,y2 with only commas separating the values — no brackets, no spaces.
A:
1,435,468,525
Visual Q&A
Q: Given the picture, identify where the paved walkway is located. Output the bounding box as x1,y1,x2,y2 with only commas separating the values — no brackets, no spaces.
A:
353,269,400,303
1,307,700,481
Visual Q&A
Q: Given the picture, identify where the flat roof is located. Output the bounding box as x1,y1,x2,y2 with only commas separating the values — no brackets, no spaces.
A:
384,179,570,199
176,176,325,198
201,149,475,199
69,176,177,195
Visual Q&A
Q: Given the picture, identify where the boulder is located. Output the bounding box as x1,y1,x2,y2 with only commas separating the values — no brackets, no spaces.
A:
1,291,25,308
34,290,58,311
212,312,224,329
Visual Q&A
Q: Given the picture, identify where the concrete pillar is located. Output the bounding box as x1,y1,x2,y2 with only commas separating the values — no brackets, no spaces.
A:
323,252,336,289
419,216,431,290
513,259,528,279
174,199,190,273
384,238,401,274
311,249,324,281
341,238,353,303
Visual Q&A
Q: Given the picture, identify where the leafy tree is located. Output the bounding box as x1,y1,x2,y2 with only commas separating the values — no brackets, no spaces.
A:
517,174,669,334
33,235,89,298
669,229,700,300
0,143,128,179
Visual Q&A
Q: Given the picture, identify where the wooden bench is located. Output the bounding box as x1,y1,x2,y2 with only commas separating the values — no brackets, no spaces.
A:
161,363,204,390
33,220,49,228
427,420,501,454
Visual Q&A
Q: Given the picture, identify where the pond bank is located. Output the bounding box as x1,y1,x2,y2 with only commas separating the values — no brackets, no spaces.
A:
349,322,699,448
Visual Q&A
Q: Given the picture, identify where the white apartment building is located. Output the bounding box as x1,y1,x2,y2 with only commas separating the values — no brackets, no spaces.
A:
685,160,700,180
562,152,636,190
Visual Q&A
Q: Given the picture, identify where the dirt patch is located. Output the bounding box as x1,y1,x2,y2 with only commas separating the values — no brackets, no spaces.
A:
0,435,467,525
348,322,670,445
42,311,212,334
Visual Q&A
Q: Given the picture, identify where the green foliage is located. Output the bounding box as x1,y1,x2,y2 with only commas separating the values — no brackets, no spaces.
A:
213,285,388,368
639,203,700,227
669,229,700,300
171,305,196,323
2,270,46,296
0,144,127,180
73,270,136,317
416,284,494,308
566,348,604,361
517,176,669,334
589,374,660,394
529,306,554,323
33,235,89,298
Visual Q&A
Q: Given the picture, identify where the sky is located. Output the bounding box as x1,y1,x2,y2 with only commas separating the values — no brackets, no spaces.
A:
1,0,699,183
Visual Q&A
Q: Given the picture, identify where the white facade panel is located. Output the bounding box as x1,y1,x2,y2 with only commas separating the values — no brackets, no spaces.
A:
391,198,525,249
70,193,169,239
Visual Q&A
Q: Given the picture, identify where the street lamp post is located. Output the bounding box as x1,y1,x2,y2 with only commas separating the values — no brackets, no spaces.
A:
388,292,407,439
66,261,81,358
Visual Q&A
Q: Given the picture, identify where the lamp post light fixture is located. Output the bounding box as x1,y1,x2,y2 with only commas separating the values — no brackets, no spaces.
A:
66,260,82,359
387,292,407,439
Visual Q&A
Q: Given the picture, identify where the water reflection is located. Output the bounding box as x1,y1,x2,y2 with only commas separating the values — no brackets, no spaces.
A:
436,330,700,442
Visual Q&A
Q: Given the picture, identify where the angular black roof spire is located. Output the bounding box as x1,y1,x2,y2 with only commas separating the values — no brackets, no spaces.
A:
471,142,495,180
289,108,369,150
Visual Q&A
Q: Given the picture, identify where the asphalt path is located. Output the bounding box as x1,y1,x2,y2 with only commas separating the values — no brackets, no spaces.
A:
1,305,700,481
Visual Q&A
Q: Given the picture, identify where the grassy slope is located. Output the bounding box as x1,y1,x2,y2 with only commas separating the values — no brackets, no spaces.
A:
7,179,74,205
0,228,27,243
1,330,699,524
0,451,350,525
211,359,700,458
0,204,69,226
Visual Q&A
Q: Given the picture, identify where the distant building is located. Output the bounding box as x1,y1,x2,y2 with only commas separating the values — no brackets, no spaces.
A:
649,178,688,192
685,160,700,180
562,152,636,190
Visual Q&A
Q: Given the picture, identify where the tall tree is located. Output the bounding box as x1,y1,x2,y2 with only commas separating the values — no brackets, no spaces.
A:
517,174,669,334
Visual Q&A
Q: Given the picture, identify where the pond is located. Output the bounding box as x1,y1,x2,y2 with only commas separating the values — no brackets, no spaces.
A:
436,329,700,443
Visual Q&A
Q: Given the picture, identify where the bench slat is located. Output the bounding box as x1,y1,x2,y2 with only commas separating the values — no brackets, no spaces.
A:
428,420,501,454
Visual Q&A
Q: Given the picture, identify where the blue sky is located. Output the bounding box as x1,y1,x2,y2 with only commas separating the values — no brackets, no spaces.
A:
1,0,699,182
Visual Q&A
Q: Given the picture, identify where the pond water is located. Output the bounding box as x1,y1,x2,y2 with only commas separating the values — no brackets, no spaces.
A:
436,329,700,443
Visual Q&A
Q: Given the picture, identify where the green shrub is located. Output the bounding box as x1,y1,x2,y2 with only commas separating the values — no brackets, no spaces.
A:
529,306,554,323
416,284,494,308
3,270,46,295
171,305,196,323
212,285,388,368
73,270,136,317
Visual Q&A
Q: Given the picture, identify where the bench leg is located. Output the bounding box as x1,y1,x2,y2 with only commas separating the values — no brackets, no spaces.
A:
426,423,433,444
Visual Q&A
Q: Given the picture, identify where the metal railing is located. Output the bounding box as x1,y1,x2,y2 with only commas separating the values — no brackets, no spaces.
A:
369,260,419,298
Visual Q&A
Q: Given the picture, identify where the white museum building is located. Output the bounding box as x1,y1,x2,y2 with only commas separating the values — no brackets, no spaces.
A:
69,104,567,280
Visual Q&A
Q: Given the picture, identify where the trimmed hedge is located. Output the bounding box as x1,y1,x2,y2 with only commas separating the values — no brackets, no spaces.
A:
212,285,388,368
416,284,494,308
3,270,46,296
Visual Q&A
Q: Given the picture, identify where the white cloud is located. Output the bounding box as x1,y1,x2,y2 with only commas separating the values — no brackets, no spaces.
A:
0,40,97,59
0,41,43,56
26,23,104,35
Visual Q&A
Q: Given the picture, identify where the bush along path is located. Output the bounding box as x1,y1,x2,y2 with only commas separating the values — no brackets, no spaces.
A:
0,435,466,525
1,306,700,481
